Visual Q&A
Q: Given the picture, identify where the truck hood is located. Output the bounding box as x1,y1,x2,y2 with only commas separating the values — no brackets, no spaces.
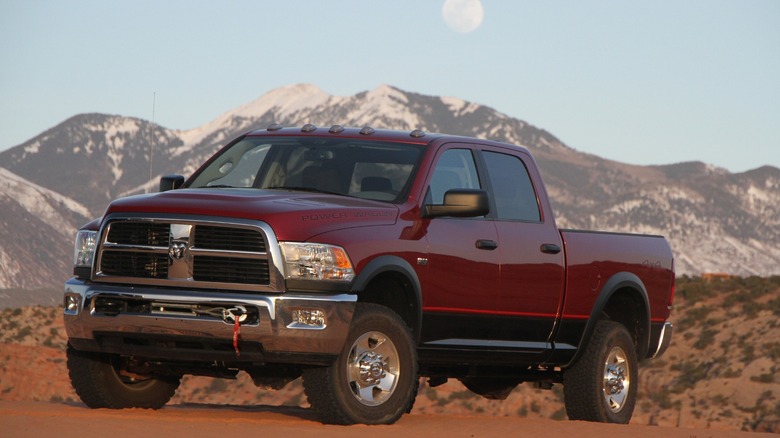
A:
104,188,399,241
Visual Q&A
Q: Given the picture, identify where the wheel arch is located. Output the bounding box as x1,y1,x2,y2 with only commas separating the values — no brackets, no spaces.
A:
566,272,651,368
350,255,423,343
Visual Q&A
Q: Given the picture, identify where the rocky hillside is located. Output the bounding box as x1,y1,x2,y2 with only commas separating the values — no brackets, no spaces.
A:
1,277,777,433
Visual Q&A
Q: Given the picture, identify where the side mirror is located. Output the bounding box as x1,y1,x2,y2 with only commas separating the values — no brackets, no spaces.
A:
159,175,185,192
423,189,490,218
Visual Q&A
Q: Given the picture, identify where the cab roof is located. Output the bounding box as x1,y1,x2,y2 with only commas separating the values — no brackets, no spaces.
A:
244,123,531,154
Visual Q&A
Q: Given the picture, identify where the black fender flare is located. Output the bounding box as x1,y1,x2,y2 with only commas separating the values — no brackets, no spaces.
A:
350,255,423,342
565,272,651,368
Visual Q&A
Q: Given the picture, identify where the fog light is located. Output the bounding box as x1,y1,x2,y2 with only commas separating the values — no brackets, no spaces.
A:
65,295,81,314
289,309,326,329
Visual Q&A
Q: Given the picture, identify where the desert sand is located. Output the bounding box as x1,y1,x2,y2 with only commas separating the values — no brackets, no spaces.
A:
1,401,773,438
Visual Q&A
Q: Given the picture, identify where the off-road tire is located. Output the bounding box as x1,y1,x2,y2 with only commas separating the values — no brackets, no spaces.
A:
302,303,418,425
563,320,638,423
67,344,180,409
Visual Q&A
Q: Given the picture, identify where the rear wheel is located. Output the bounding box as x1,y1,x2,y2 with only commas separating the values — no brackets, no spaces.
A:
67,344,180,409
302,303,418,425
563,320,638,423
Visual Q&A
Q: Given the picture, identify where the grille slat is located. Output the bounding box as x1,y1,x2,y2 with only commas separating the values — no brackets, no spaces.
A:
97,221,271,289
107,223,169,246
101,252,169,278
193,256,270,284
195,225,265,252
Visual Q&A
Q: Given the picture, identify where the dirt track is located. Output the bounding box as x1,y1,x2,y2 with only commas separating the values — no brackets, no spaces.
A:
1,401,772,438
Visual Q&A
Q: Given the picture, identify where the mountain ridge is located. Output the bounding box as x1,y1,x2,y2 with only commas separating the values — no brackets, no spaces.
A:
0,83,778,293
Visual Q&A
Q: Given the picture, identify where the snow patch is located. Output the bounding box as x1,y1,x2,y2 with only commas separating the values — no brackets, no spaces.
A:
237,83,332,119
0,168,91,236
704,163,729,175
343,85,422,129
106,147,124,181
607,199,645,214
441,96,465,112
746,184,773,204
441,96,480,117
104,118,141,144
178,84,335,148
0,250,22,289
24,141,41,155
366,84,408,104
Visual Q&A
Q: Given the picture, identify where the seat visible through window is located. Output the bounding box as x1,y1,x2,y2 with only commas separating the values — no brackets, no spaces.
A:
361,176,392,192
302,166,342,193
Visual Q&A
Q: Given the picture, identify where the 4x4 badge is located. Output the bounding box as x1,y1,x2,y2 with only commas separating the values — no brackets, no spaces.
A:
169,241,187,260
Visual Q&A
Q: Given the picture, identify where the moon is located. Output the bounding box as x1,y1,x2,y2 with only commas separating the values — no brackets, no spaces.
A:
442,0,484,34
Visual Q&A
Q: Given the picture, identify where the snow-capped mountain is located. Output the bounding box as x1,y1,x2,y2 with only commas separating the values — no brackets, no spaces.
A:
1,84,778,297
0,113,185,214
0,168,91,291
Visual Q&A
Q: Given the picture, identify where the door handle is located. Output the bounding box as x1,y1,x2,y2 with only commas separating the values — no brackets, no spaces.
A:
540,243,561,254
476,239,498,250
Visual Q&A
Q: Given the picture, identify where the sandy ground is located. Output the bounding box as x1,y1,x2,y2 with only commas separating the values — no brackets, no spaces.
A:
1,401,773,438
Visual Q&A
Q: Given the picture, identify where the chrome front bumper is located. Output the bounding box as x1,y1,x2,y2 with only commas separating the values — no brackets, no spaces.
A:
64,278,356,363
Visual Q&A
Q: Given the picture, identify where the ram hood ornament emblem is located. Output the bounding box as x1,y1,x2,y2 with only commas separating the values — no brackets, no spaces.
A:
168,240,187,260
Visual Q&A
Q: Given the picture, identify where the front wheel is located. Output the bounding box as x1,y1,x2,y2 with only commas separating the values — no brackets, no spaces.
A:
67,344,180,409
302,303,418,425
563,320,638,423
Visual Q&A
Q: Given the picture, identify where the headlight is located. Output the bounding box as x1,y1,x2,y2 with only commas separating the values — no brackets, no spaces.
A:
279,242,355,282
74,230,97,268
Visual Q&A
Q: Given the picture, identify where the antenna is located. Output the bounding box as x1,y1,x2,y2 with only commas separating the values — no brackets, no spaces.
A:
149,92,156,193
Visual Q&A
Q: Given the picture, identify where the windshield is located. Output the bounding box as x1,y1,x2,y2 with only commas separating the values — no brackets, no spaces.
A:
188,136,424,202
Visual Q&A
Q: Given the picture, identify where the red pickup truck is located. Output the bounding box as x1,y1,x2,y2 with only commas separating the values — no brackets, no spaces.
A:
64,125,674,425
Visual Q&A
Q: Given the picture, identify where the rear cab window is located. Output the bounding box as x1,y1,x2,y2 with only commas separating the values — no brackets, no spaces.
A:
481,150,541,222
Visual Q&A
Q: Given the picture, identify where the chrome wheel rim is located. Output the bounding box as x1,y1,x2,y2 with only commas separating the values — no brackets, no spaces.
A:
346,331,399,406
602,346,630,413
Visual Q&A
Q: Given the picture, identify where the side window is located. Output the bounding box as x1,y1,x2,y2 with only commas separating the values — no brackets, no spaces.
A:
427,149,480,204
482,151,541,222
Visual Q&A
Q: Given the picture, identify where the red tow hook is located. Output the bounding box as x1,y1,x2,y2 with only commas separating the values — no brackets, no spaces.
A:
225,306,247,357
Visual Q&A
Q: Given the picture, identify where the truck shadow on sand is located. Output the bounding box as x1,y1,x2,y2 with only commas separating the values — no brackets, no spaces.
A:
61,401,319,422
169,402,318,420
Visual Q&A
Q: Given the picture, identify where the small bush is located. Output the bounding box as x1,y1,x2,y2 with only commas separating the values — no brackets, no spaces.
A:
649,388,674,409
670,360,709,393
742,344,756,363
551,408,566,421
448,390,478,401
693,328,718,350
14,326,32,341
207,378,228,393
679,305,713,328
763,342,780,360
750,373,775,384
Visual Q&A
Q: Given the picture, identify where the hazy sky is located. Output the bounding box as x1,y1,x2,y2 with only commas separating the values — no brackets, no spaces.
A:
1,0,778,173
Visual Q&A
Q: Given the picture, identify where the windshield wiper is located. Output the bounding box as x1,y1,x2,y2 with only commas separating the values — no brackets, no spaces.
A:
204,184,237,188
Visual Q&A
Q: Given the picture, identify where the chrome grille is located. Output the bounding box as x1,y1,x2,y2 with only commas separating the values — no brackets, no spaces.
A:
95,218,276,292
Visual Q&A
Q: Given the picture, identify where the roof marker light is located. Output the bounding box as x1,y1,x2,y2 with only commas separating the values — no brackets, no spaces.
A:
329,125,345,133
267,123,283,131
359,126,375,135
301,124,317,133
410,129,426,138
